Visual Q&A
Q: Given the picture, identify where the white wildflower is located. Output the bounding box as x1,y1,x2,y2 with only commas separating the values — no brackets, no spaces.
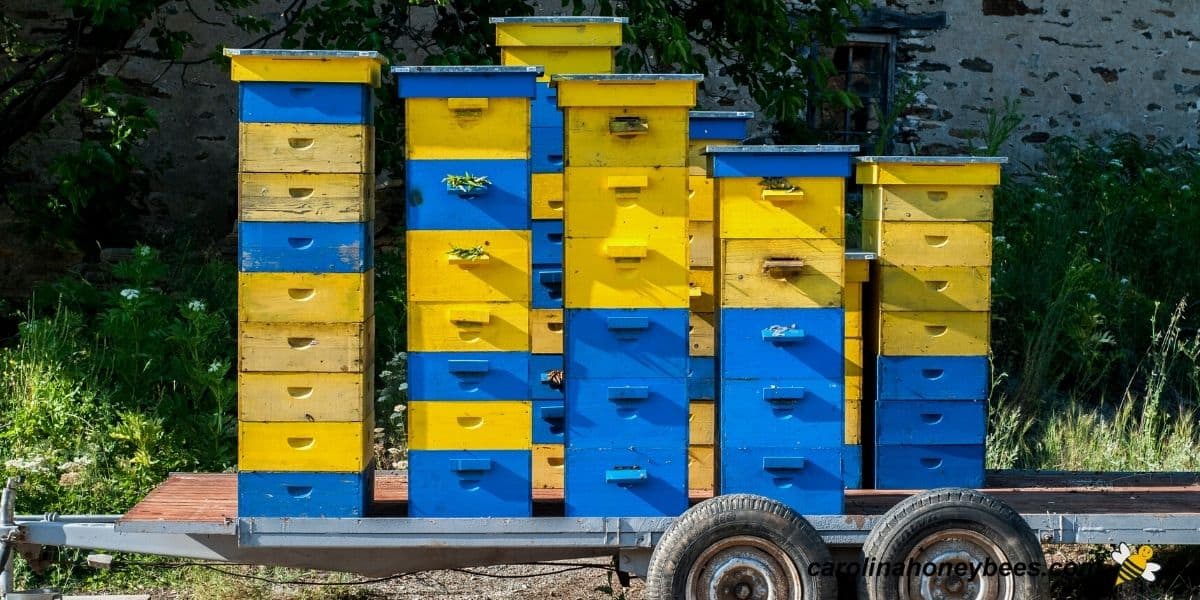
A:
1144,167,1156,174
1181,184,1192,192
136,246,152,257
207,361,224,374
1120,277,1130,285
1108,159,1123,168
1087,293,1097,300
5,456,49,473
119,288,140,300
187,299,206,312
1078,230,1088,235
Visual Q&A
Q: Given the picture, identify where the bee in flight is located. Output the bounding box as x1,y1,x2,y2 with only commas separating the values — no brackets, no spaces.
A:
1113,543,1161,586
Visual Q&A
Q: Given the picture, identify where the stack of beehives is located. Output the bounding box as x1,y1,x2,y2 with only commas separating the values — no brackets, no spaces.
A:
860,157,1004,489
394,65,542,516
556,73,701,516
229,50,382,517
683,111,753,493
709,145,857,513
491,17,629,492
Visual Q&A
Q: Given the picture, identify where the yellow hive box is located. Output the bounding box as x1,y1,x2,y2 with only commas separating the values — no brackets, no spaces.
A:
555,75,701,108
846,257,871,284
863,221,992,267
845,397,861,445
689,311,715,357
493,17,625,82
532,443,565,489
856,158,1004,187
502,48,617,82
880,311,990,356
688,444,714,491
239,173,373,223
717,177,845,240
689,267,715,312
238,421,372,472
408,401,532,450
532,173,565,220
863,185,993,222
238,319,373,373
529,309,564,354
879,265,991,312
225,49,385,86
239,123,373,174
689,221,714,268
407,230,531,303
564,167,689,239
689,400,714,445
845,282,863,338
239,272,373,323
239,371,373,422
719,239,844,308
689,139,740,170
846,337,863,403
405,97,530,160
409,302,529,352
564,107,690,167
688,174,714,221
564,236,689,308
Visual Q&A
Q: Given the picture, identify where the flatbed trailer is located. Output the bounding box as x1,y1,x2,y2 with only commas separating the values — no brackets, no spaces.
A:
4,470,1200,599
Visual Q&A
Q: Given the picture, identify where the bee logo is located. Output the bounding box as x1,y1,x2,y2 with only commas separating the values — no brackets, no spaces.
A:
1112,543,1161,586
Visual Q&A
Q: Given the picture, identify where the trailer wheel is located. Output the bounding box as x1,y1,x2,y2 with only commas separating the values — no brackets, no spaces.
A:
645,493,836,600
858,488,1047,600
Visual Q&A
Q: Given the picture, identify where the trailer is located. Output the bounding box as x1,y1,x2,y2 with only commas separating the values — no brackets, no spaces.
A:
3,470,1199,599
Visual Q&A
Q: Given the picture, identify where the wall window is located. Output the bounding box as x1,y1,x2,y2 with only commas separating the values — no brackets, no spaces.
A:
810,33,896,148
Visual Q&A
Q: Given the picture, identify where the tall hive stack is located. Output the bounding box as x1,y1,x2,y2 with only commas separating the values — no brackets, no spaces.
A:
490,16,627,492
709,145,858,513
859,156,1005,489
229,50,383,517
393,65,542,517
684,111,753,494
843,251,872,489
555,74,701,517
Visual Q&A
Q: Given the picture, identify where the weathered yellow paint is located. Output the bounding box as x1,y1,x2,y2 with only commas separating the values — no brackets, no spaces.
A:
689,311,715,357
856,162,1003,186
555,79,699,108
239,173,373,223
689,400,714,445
845,257,871,283
845,397,861,445
564,236,689,308
532,444,565,489
532,173,565,220
880,265,991,312
239,123,372,174
238,319,372,373
408,302,529,351
688,444,714,492
564,167,688,238
407,230,531,303
239,371,373,422
864,221,992,267
846,337,863,371
880,311,990,356
529,309,564,355
717,177,845,239
227,54,384,86
405,97,529,159
845,282,863,338
501,48,615,81
238,421,372,472
720,239,844,308
689,267,715,312
239,272,373,323
688,174,714,221
408,401,532,450
689,221,714,268
495,22,624,47
689,139,738,169
863,185,993,222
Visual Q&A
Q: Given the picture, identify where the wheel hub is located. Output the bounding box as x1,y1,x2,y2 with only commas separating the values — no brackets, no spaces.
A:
903,529,1011,600
686,535,801,600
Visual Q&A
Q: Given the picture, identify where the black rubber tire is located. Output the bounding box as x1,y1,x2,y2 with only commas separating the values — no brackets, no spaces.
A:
644,493,837,600
858,487,1048,600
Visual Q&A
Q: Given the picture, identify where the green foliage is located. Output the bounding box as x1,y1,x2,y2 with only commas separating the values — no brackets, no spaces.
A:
443,172,492,193
0,243,236,522
966,97,1024,157
448,244,488,260
871,72,926,155
570,0,869,138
